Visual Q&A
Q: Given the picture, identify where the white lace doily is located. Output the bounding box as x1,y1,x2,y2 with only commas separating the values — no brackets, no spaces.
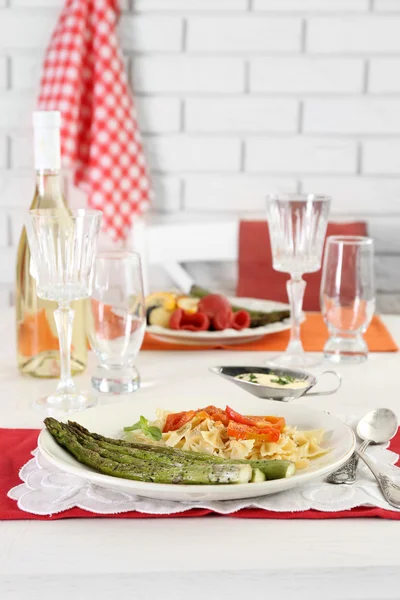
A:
8,416,400,516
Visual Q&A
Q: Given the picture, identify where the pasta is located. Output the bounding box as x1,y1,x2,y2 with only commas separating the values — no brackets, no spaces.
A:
124,408,329,470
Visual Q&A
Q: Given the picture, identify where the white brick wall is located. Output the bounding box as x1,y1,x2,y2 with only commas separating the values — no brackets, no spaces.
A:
0,10,59,49
132,57,245,94
253,0,369,10
1,0,400,309
369,58,400,93
0,57,7,90
11,54,42,90
144,136,241,172
185,98,298,133
363,140,400,173
136,97,181,133
187,17,302,53
307,17,400,53
250,58,364,94
300,177,400,214
183,175,296,212
135,0,248,11
246,138,357,174
120,16,183,52
304,99,400,134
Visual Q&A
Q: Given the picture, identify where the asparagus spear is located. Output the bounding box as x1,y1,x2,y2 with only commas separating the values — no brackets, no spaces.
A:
75,434,251,484
65,425,257,484
69,420,231,462
189,284,290,328
66,422,211,469
45,418,252,484
64,420,295,480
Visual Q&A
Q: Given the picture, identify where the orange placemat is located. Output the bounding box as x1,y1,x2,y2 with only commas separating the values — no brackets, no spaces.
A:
141,314,397,353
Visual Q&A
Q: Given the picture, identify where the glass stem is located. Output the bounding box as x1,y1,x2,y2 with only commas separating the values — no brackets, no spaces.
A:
54,304,76,395
287,276,306,356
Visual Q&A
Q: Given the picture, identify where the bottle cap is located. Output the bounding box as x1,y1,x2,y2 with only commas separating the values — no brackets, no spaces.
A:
33,110,61,129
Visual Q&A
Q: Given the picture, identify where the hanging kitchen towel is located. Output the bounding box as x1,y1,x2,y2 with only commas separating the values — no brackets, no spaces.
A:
237,221,368,311
38,0,150,241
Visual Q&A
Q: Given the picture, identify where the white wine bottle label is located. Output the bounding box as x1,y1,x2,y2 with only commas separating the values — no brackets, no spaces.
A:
33,111,61,171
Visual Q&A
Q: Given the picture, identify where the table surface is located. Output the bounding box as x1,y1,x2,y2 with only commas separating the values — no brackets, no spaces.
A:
2,311,400,600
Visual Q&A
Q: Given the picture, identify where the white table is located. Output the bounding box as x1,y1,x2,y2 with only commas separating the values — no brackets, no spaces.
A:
1,312,400,600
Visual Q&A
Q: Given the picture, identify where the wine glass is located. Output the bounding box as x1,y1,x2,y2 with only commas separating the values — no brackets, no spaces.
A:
266,193,331,368
25,208,102,413
87,251,146,394
321,236,375,363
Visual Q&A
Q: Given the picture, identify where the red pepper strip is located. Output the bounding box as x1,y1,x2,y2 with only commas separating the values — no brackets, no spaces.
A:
169,309,210,331
202,405,229,427
227,421,280,443
163,410,197,432
251,415,286,431
231,310,251,330
226,405,285,432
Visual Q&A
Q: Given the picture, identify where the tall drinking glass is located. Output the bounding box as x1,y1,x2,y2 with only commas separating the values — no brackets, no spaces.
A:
266,194,331,368
25,208,102,412
88,251,146,394
320,236,375,363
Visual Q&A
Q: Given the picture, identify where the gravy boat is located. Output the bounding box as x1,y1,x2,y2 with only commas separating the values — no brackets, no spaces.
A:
210,365,342,402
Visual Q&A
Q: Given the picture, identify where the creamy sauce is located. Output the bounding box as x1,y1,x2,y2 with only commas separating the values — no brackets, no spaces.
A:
236,372,309,389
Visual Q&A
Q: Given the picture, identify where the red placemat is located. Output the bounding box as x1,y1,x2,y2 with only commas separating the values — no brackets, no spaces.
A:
2,427,400,520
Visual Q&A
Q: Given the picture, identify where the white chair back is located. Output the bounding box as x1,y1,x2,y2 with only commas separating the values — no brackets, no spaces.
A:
131,219,239,294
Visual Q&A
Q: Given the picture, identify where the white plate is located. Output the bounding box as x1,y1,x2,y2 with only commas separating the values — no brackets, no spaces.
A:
147,297,291,346
38,398,355,502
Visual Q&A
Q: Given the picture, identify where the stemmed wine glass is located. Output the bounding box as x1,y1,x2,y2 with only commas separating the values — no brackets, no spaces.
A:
25,208,102,413
266,194,331,368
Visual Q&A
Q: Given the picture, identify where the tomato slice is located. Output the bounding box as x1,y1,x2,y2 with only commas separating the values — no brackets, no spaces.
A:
227,421,280,443
163,410,196,432
225,406,285,432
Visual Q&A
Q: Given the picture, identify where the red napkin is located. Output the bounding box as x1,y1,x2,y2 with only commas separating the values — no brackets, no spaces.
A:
38,0,150,241
237,221,368,311
2,427,400,520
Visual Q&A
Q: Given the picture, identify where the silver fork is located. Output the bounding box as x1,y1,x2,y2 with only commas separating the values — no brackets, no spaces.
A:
326,439,371,484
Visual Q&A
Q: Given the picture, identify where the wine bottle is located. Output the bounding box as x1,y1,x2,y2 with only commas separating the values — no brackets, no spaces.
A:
15,110,88,377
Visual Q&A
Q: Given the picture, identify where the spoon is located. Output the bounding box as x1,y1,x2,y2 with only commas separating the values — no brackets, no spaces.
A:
327,408,398,485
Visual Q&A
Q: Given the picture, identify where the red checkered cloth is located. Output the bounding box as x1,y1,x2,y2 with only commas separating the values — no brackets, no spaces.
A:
38,0,150,242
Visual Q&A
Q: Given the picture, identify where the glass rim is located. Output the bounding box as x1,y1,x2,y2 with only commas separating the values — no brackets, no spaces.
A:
326,235,373,246
95,249,142,262
27,208,103,220
266,193,331,203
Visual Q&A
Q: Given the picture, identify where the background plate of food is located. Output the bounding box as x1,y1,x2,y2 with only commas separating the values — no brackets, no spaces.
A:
39,397,355,502
145,286,295,345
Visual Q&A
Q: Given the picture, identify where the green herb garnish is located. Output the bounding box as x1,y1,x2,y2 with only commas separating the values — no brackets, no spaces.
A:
236,373,259,383
271,374,296,386
124,416,162,441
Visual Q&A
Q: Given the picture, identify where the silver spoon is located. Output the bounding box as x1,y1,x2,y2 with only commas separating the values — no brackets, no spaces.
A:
327,408,398,485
